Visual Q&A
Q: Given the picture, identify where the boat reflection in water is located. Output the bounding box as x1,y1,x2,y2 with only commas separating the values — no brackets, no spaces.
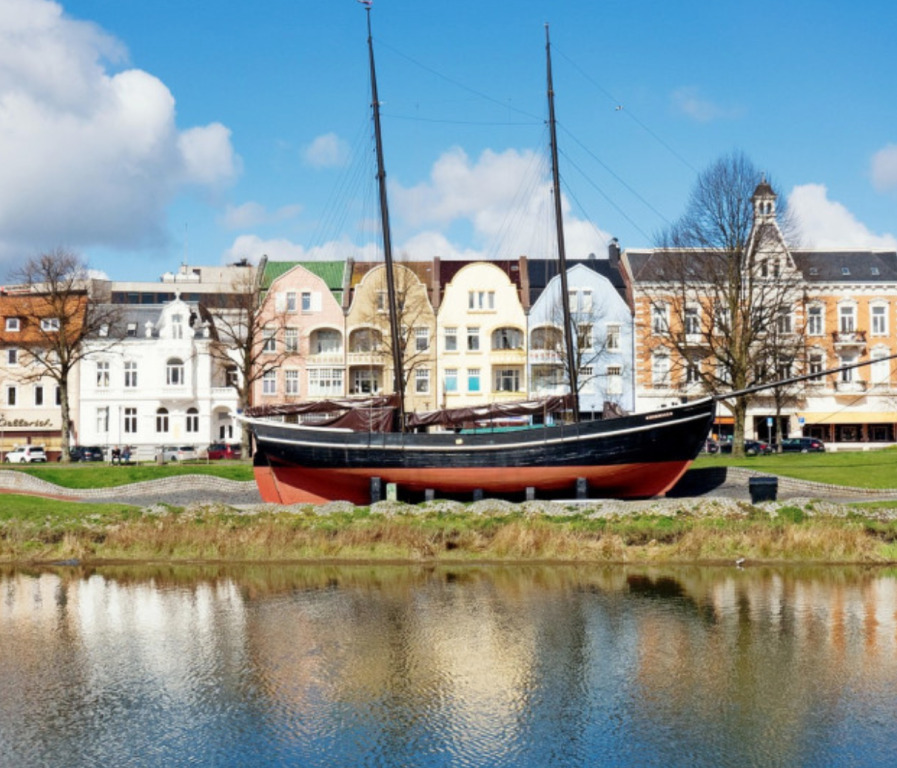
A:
2,564,897,767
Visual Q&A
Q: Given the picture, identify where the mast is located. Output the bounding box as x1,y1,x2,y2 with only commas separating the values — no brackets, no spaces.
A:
545,24,580,421
365,6,406,429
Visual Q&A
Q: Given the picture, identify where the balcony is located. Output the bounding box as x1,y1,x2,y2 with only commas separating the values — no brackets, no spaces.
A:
834,379,867,393
489,347,526,365
307,351,344,365
832,330,866,350
530,349,562,364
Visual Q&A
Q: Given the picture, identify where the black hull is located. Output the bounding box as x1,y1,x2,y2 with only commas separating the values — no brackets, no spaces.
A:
247,398,716,504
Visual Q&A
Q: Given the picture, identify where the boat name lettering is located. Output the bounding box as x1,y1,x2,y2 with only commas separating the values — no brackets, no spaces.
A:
644,412,673,421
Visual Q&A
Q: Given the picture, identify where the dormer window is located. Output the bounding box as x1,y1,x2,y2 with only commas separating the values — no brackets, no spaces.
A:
841,267,850,276
171,313,184,339
5,318,19,332
127,322,138,337
871,267,880,276
41,318,60,331
808,267,818,276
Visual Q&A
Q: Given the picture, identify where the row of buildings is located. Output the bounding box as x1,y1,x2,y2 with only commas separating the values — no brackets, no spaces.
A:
2,183,896,459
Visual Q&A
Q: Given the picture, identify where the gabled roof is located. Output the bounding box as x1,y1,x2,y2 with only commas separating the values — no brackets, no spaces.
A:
526,257,626,305
261,260,346,303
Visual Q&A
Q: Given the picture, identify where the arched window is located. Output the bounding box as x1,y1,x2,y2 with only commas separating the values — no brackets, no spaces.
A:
166,358,185,386
186,407,199,433
156,407,169,433
491,327,523,350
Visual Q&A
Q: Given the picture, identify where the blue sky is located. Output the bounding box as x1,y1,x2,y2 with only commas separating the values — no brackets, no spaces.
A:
2,0,896,281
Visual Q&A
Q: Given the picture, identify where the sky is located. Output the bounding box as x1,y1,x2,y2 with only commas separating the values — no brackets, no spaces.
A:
2,0,897,282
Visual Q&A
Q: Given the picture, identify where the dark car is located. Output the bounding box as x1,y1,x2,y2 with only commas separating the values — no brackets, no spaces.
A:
779,437,825,453
703,438,720,454
69,445,104,462
719,440,772,456
205,443,242,460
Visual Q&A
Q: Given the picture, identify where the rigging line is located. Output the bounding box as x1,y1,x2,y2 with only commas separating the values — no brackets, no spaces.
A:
382,111,540,127
559,124,673,228
553,45,700,176
376,37,543,122
557,146,655,243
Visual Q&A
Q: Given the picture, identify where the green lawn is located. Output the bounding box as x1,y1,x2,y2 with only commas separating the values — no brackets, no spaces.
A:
0,461,254,488
692,446,897,489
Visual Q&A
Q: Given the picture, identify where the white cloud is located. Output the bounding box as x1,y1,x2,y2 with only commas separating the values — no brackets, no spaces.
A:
223,234,380,265
671,86,741,122
787,183,897,249
871,144,897,192
221,202,303,230
303,133,350,168
0,0,239,264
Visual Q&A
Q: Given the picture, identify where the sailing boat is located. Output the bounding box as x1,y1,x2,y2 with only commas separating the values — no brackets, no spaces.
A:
245,12,716,504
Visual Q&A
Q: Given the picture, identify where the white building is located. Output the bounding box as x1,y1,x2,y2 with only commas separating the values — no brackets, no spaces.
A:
77,297,241,458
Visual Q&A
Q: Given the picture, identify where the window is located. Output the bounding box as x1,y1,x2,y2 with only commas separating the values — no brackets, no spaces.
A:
714,304,730,334
286,292,297,312
350,328,381,353
285,328,299,353
652,353,670,387
581,290,593,312
99,324,109,337
467,368,481,393
313,329,341,354
186,408,199,433
808,305,823,336
5,386,15,406
309,368,344,396
871,351,891,386
531,326,562,351
5,317,19,332
156,408,169,433
96,361,110,388
262,327,276,353
684,306,700,336
606,324,620,352
124,361,138,388
444,327,458,352
226,366,239,388
124,407,137,434
262,370,277,395
871,305,888,336
444,368,458,393
166,358,185,386
776,309,792,335
34,385,43,406
466,327,480,352
415,368,430,393
494,368,520,392
468,291,495,310
97,407,109,434
808,351,825,379
576,323,592,350
55,386,61,406
492,328,522,350
839,354,856,383
351,369,379,394
839,305,856,333
568,290,578,312
7,348,17,366
41,318,60,331
652,304,668,335
606,365,623,395
171,313,184,339
685,356,701,385
127,322,138,337
415,327,429,352
301,292,312,312
285,369,300,395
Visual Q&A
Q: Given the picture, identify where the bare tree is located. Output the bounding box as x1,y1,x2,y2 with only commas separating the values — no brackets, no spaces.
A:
645,152,804,455
204,264,291,456
10,249,121,461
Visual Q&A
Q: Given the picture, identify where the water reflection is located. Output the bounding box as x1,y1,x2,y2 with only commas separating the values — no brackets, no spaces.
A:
2,565,897,767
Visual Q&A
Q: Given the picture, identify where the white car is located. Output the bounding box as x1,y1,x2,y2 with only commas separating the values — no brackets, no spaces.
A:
155,445,198,462
4,445,48,463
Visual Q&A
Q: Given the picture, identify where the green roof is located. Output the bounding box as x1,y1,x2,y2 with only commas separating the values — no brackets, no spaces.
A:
262,260,346,304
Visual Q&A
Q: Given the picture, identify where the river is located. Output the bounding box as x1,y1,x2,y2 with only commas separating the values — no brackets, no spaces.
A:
2,564,896,767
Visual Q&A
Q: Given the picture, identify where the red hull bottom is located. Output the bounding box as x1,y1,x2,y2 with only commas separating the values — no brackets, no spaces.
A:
254,460,693,505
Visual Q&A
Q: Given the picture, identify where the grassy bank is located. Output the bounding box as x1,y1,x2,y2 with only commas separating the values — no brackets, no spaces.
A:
3,493,897,565
0,461,253,488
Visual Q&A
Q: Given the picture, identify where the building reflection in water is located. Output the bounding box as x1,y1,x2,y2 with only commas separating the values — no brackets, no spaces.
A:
2,565,896,766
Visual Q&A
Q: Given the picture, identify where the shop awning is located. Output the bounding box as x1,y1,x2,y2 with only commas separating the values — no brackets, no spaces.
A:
797,412,897,425
714,416,734,425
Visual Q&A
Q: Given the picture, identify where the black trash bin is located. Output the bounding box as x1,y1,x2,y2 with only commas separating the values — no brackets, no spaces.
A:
748,476,778,503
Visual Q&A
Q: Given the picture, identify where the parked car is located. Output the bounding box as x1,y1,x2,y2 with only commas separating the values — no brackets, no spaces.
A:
155,445,198,462
719,440,773,456
702,438,720,454
4,445,48,463
779,437,825,453
204,443,242,460
69,445,105,462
